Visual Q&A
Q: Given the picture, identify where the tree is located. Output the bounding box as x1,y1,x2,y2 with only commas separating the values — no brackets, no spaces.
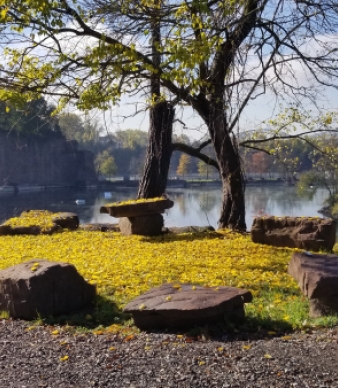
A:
177,154,191,177
198,160,209,177
101,156,117,178
95,150,117,178
2,0,338,230
0,98,60,137
251,152,271,177
297,133,338,214
137,0,175,199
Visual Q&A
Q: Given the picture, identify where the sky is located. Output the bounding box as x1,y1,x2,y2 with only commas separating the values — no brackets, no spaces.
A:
2,1,338,142
97,82,338,142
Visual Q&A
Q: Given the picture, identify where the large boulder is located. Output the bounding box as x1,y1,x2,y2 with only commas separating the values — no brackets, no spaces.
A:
251,216,335,252
124,283,253,330
51,212,79,230
0,259,96,319
288,252,338,317
0,210,79,236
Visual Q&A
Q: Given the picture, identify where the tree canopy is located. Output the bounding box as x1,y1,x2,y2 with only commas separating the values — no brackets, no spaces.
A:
1,0,338,229
0,98,60,137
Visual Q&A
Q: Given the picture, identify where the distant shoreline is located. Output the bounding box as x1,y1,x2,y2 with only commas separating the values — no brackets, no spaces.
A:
0,177,295,195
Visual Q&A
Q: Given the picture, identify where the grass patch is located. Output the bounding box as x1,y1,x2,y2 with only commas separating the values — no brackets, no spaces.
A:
0,228,337,333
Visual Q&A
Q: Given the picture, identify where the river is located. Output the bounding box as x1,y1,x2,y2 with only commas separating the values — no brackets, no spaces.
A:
0,185,329,230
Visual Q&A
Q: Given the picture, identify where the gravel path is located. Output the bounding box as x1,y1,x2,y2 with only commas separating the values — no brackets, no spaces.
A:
1,320,338,388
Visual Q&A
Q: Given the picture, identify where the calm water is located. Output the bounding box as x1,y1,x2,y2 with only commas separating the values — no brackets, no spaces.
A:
0,185,329,230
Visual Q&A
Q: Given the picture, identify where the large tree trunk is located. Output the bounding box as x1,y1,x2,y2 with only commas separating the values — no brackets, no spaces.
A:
137,6,175,199
137,101,175,198
208,90,246,231
214,131,246,231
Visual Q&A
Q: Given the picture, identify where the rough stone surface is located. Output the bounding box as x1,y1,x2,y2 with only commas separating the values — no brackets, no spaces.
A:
79,223,120,232
0,224,54,236
124,283,253,329
251,216,335,252
288,252,338,317
119,214,164,236
166,225,215,234
52,212,79,230
0,259,96,319
100,198,174,218
0,210,79,235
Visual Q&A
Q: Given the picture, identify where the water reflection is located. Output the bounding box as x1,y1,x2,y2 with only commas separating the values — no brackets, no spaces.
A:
0,185,330,230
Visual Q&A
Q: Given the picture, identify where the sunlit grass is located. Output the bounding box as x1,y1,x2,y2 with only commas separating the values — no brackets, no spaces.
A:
0,228,337,332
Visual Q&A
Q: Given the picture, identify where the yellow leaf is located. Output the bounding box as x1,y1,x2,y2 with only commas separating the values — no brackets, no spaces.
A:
1,8,8,19
51,330,59,335
60,355,69,362
264,354,272,359
242,345,251,350
139,303,146,310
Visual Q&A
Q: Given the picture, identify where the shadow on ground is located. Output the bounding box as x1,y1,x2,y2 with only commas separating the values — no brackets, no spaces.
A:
38,294,132,330
135,315,294,341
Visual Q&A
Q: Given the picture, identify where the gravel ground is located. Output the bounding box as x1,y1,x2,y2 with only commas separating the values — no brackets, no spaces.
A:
1,320,338,388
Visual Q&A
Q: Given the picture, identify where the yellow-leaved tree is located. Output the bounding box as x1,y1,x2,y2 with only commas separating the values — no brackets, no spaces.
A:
1,0,338,229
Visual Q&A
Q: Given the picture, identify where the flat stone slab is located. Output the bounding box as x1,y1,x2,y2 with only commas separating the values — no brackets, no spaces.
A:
251,216,335,252
124,283,253,329
288,252,338,317
100,198,174,218
0,259,96,319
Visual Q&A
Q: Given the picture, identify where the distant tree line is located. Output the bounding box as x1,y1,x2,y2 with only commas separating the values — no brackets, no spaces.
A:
1,98,337,184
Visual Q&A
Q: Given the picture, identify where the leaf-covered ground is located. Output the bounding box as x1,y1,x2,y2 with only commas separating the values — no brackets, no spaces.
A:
0,229,336,331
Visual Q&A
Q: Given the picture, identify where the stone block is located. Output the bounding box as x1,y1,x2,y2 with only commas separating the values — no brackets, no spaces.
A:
288,252,338,317
124,283,253,330
119,214,164,236
251,216,335,252
0,259,96,319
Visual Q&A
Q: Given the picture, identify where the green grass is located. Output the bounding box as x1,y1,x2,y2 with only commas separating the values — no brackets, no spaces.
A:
0,228,337,335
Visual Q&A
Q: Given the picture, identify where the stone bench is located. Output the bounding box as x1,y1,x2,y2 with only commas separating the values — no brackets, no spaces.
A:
124,283,253,330
100,198,174,236
251,216,335,252
288,252,338,317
